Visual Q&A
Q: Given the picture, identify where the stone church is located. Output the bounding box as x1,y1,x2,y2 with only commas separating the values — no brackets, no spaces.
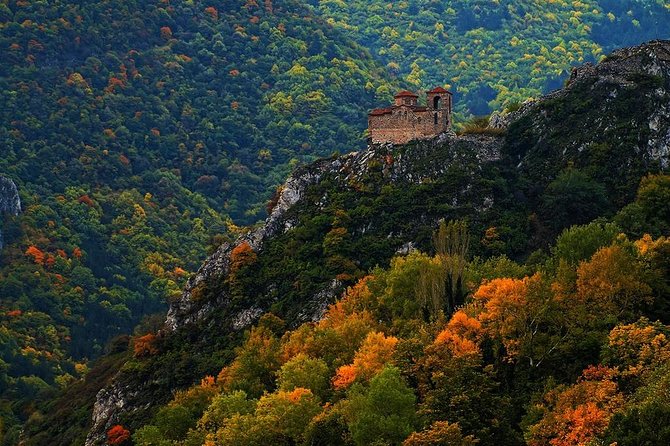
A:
368,87,453,145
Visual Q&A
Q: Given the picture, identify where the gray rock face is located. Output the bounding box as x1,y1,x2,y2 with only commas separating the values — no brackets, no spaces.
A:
492,40,670,171
164,165,325,331
86,376,141,446
0,177,20,216
84,41,670,444
85,131,503,445
163,132,502,333
0,176,21,250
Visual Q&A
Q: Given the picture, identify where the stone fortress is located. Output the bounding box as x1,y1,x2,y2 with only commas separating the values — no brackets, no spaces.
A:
368,87,453,145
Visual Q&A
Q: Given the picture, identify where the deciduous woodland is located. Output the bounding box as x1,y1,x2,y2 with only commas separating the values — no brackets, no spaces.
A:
1,0,670,445
123,202,670,445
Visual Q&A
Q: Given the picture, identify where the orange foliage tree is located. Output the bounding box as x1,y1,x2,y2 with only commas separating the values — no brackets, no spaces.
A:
473,273,558,365
160,26,172,39
526,366,623,446
603,317,670,378
204,6,218,20
333,331,398,389
280,276,379,368
432,310,482,358
575,244,651,320
106,424,130,445
78,194,95,207
133,333,158,358
25,246,45,265
229,241,257,273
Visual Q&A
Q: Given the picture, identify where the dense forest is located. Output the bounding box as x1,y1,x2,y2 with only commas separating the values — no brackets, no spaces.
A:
1,0,670,444
106,175,670,445
0,0,392,437
310,0,670,114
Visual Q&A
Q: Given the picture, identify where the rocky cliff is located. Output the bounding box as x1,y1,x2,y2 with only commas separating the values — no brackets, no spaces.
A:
24,40,670,446
0,176,21,250
496,39,670,172
84,131,505,445
164,132,502,333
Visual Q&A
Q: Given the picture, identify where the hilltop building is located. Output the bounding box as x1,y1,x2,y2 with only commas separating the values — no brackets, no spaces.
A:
368,87,453,145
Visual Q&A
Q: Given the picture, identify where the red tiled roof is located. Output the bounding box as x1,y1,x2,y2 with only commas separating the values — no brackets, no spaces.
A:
394,90,418,98
426,86,452,94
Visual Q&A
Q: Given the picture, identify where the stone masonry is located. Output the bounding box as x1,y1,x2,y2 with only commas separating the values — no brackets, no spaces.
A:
368,87,453,145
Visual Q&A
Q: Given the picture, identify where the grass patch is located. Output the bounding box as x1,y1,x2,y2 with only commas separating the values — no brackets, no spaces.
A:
458,115,507,136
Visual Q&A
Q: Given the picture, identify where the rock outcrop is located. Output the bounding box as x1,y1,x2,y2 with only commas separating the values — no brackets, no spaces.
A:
164,132,502,332
81,40,670,445
0,176,21,250
495,40,670,171
85,131,504,445
165,165,327,331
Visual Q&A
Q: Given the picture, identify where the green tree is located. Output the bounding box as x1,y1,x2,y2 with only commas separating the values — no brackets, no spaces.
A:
615,174,670,237
276,354,331,400
541,168,610,232
433,220,470,313
343,366,416,446
551,221,620,267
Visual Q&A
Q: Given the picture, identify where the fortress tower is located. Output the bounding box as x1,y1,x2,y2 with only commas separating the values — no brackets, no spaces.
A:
368,87,453,145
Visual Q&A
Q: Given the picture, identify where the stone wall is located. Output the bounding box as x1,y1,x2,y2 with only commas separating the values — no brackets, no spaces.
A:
369,106,450,145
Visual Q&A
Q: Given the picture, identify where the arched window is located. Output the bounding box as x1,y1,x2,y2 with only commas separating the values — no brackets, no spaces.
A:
434,113,438,125
433,96,441,109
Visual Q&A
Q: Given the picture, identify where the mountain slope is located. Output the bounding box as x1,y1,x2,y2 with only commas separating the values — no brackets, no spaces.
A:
2,3,668,423
308,0,670,114
0,0,395,442
23,40,670,446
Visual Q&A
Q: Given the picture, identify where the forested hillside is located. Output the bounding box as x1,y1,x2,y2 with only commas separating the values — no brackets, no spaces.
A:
311,0,670,114
20,40,670,445
1,0,670,444
125,216,670,446
0,0,392,439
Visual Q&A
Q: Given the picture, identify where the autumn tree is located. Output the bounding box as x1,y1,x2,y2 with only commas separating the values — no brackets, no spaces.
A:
602,317,670,380
526,366,624,446
575,243,652,322
403,421,479,446
25,246,45,265
229,241,257,273
107,425,130,445
473,273,563,367
634,234,670,322
132,333,158,358
281,297,376,368
431,310,482,358
160,26,172,40
333,331,399,390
